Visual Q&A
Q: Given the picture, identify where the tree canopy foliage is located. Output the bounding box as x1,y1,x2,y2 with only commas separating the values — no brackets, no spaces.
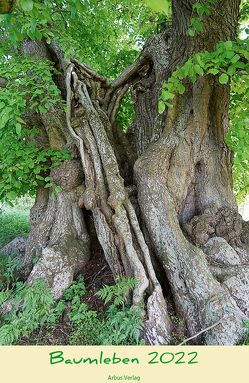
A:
0,0,155,202
0,0,249,203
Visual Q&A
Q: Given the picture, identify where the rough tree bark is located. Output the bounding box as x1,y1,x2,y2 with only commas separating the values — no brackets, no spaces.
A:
1,0,249,345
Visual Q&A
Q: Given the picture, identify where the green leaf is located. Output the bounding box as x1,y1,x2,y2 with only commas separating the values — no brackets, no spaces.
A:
6,191,17,200
177,83,185,94
193,18,203,32
224,41,233,50
166,102,173,108
207,68,219,75
231,54,240,64
71,6,77,18
224,51,235,60
75,1,87,13
34,167,41,174
4,14,13,28
16,123,22,134
42,9,51,21
158,101,165,114
34,29,42,40
55,186,62,193
29,6,38,18
227,65,236,76
188,28,195,36
162,90,174,101
27,29,35,40
194,65,204,76
193,4,206,15
21,0,33,12
244,51,249,61
235,61,245,69
144,0,170,14
219,73,229,84
9,33,16,47
196,55,205,67
13,28,24,41
202,3,210,15
38,106,47,114
30,18,37,33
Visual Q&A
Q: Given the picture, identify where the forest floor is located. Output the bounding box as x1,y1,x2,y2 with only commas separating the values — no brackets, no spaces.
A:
14,246,189,346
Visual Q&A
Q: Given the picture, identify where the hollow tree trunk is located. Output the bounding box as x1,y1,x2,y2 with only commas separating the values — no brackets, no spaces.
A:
2,0,249,345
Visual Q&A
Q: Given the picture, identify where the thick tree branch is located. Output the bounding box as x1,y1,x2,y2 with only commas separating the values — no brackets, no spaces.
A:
71,58,110,88
110,53,148,91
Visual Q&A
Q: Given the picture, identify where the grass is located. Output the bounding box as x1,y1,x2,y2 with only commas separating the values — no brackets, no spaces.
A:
0,195,33,248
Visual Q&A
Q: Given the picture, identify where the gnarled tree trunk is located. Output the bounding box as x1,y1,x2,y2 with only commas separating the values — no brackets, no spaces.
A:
2,0,249,345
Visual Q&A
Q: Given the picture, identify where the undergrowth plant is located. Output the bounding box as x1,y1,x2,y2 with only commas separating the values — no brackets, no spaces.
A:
240,320,249,345
68,302,106,346
0,253,24,290
95,275,139,307
0,251,145,345
0,279,59,345
95,276,145,345
54,274,106,345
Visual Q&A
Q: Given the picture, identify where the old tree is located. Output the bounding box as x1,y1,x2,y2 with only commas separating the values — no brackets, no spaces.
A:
1,0,249,345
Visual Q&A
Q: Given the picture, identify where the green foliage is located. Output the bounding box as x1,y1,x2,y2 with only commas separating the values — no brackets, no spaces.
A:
159,33,249,201
0,51,62,125
0,53,72,202
144,0,171,15
0,205,30,248
167,311,184,325
2,0,249,202
0,253,24,290
160,39,249,104
239,320,249,345
152,0,249,200
227,65,249,201
68,301,106,345
96,276,144,345
0,279,58,345
117,91,135,132
95,275,139,307
188,1,217,36
0,0,155,78
58,274,106,345
63,274,86,301
0,0,155,203
100,304,144,345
